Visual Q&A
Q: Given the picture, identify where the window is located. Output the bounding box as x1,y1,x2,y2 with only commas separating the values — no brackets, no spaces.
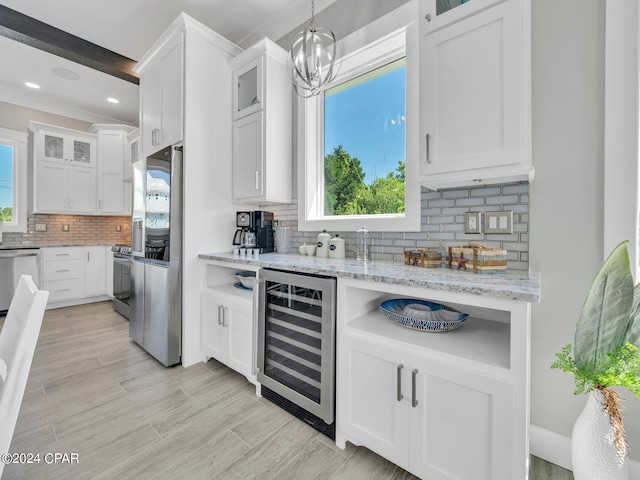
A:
0,128,28,233
298,18,420,232
324,58,406,217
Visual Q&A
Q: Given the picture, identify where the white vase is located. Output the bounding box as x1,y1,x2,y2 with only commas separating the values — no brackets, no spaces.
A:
572,389,629,480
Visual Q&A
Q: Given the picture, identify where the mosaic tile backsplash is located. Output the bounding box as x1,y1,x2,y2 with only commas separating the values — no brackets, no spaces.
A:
265,182,530,271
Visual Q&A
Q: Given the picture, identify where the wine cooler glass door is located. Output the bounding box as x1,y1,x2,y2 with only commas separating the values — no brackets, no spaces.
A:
257,269,336,424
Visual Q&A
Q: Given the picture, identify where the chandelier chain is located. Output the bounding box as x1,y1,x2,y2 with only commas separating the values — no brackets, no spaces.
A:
310,0,315,30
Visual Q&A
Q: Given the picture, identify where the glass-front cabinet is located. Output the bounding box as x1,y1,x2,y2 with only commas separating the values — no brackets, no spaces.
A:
232,56,263,120
29,121,98,214
39,131,96,166
419,0,503,35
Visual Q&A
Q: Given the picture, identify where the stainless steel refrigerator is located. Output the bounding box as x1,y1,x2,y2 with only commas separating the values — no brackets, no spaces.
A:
130,144,182,367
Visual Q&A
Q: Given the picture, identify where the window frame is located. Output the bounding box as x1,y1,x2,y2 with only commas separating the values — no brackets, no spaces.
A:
297,17,421,232
0,127,27,233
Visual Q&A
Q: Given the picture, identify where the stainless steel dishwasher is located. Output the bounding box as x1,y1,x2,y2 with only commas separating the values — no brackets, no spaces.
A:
0,248,40,313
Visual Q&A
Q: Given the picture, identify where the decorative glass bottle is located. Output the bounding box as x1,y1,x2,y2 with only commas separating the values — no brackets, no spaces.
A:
355,226,371,262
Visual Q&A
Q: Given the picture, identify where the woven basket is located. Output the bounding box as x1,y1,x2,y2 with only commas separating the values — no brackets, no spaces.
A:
446,243,507,274
404,248,442,268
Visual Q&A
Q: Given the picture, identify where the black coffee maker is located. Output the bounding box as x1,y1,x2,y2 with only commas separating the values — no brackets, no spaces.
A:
232,211,275,253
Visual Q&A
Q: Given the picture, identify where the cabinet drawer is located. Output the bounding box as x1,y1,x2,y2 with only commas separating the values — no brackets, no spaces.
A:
42,247,83,262
43,279,83,302
42,259,83,281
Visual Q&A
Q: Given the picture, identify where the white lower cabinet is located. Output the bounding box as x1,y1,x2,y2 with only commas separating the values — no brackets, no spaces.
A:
41,246,110,306
85,246,107,297
202,287,255,383
336,278,530,479
340,333,514,479
41,247,84,302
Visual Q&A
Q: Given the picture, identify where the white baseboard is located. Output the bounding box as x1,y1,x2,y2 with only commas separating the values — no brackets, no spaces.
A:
530,424,640,477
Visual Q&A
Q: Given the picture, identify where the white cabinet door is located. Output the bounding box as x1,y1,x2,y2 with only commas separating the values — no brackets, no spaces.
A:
85,246,107,297
96,129,126,214
232,55,264,120
140,35,183,157
338,334,410,467
224,297,254,378
202,290,254,379
419,0,504,35
202,291,226,361
409,358,514,480
232,112,263,201
36,161,67,212
141,60,163,157
419,0,528,186
39,131,67,164
68,165,97,214
160,38,183,149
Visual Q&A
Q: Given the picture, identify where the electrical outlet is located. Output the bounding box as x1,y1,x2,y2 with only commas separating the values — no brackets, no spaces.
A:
116,225,122,232
35,223,47,232
62,224,70,232
464,212,482,234
484,211,513,234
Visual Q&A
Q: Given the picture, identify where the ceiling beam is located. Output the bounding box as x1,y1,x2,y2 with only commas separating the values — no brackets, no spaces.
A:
0,5,139,85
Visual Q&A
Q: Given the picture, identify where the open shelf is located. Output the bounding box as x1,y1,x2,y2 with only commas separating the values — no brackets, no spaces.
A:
346,307,511,371
204,283,253,302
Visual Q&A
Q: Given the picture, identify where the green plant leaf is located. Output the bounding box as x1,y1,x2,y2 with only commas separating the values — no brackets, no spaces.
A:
624,282,640,347
574,241,634,373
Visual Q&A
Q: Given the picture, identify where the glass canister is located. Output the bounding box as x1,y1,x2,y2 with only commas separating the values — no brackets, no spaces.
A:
355,226,371,262
274,225,292,253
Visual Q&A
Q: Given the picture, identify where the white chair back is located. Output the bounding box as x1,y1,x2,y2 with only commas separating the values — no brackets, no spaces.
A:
0,275,48,478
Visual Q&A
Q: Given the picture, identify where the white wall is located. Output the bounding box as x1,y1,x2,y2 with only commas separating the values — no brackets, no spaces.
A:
529,0,640,469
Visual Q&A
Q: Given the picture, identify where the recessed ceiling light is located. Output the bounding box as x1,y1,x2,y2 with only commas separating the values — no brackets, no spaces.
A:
107,97,120,104
51,67,80,81
25,82,40,89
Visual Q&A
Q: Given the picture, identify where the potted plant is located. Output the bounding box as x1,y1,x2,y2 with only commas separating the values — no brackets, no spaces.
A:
551,241,640,479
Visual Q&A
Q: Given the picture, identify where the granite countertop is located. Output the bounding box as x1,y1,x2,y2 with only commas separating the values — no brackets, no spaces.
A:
199,252,541,303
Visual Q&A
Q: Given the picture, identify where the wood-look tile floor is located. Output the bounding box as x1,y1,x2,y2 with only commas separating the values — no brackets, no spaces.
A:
1,301,573,480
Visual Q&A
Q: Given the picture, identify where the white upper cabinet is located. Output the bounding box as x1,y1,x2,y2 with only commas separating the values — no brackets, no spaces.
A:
36,128,95,167
90,124,136,215
229,38,291,204
418,0,532,189
419,0,504,35
136,32,184,157
30,121,97,214
233,56,263,120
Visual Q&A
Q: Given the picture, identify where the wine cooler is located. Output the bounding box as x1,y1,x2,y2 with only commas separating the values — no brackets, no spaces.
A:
257,268,337,438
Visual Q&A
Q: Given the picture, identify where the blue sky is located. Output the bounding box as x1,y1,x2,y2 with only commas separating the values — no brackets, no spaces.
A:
0,145,12,209
324,65,406,184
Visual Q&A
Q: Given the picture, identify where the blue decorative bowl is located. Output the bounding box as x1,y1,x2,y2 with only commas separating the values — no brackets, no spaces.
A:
379,298,469,332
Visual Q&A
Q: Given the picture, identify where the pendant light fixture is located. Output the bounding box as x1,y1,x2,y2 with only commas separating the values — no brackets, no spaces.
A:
288,0,341,98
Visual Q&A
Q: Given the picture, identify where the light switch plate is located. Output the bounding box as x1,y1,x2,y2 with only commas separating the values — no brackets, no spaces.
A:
464,212,482,234
484,211,513,234
62,224,70,232
35,223,47,232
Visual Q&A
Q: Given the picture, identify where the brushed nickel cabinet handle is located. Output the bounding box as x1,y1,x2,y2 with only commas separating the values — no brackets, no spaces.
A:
426,134,431,164
218,305,224,325
397,364,404,401
425,13,432,21
255,171,260,190
412,369,419,407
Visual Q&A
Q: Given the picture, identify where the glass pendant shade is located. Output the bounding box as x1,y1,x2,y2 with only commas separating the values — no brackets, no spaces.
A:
288,5,340,97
